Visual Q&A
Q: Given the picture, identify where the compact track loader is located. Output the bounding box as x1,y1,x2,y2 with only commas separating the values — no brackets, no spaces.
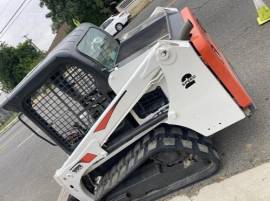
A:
2,7,254,201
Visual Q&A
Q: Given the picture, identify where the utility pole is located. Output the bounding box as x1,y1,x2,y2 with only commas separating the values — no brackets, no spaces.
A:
23,34,41,52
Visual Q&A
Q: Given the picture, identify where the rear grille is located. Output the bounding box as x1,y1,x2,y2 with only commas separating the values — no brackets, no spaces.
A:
24,65,111,151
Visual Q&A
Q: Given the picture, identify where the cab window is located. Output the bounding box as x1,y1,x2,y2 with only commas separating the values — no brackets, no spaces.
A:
77,28,119,71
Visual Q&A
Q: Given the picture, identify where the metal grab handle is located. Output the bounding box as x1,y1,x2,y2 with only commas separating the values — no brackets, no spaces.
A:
18,113,57,146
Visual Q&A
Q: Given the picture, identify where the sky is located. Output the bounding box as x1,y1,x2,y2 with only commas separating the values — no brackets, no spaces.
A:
0,0,56,101
0,0,55,51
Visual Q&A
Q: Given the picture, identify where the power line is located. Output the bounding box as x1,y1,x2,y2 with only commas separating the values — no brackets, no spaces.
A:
0,0,28,34
0,0,30,37
0,2,32,40
0,0,32,39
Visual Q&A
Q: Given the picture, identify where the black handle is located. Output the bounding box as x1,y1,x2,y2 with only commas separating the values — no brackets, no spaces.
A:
18,113,57,146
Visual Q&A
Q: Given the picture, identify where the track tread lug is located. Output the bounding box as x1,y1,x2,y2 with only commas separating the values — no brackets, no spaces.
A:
182,139,193,149
95,126,220,201
198,143,209,153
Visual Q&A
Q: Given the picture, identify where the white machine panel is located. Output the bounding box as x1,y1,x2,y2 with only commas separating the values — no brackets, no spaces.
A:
109,49,152,93
157,41,246,136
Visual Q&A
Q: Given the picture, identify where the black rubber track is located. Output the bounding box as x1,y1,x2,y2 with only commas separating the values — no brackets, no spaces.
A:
95,125,220,201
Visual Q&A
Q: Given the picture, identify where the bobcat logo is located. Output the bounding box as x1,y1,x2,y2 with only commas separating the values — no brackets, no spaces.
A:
181,73,196,89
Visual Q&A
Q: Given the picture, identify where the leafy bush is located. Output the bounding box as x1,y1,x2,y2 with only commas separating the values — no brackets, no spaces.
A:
0,40,44,92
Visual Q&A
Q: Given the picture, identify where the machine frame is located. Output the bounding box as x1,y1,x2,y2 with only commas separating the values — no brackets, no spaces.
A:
1,7,254,201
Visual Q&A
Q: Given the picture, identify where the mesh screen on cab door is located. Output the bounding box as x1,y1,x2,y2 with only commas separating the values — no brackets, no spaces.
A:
24,65,111,151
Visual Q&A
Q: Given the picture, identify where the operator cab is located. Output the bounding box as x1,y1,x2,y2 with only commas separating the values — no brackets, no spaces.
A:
1,8,186,154
1,23,117,154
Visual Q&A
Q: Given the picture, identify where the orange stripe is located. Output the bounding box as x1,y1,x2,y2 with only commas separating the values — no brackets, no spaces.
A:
80,153,97,163
94,91,127,132
94,105,116,132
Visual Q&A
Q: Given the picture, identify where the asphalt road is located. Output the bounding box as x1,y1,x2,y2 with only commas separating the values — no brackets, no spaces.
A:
0,120,67,201
1,0,270,201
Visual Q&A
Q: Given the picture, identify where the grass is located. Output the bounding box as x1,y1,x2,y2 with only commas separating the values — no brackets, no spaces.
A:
0,113,18,135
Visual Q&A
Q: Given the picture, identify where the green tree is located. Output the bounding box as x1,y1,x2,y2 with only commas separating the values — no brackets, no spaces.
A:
0,40,44,92
40,0,120,32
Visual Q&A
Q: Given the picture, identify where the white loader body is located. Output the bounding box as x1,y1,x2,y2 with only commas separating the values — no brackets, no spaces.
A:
55,40,246,201
1,7,254,201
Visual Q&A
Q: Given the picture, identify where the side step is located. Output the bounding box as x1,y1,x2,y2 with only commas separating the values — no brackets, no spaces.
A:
95,125,220,201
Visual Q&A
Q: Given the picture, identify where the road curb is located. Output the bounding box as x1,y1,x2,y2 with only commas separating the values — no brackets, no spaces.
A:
57,162,270,201
57,188,69,201
0,117,18,136
169,162,270,201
